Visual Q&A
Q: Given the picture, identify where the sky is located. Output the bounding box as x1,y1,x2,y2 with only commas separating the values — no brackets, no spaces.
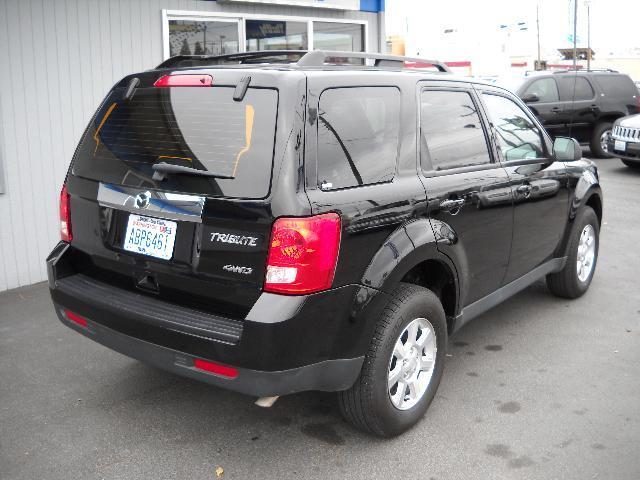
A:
386,0,640,59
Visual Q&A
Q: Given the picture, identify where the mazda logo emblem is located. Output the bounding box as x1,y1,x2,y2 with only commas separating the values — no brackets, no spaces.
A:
134,191,151,209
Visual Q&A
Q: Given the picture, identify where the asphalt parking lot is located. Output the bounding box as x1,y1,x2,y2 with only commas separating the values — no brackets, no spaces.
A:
1,157,639,480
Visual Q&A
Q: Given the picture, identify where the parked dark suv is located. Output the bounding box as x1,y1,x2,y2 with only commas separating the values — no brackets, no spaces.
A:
502,70,639,158
47,51,603,437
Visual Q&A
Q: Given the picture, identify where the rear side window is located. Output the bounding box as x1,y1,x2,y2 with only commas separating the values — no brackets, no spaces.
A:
523,78,559,103
317,87,400,190
420,90,490,171
558,76,595,101
72,86,278,198
593,74,637,97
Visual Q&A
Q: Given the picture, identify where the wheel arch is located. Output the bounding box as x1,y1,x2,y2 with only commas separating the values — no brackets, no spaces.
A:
585,190,603,226
558,170,603,258
359,218,460,332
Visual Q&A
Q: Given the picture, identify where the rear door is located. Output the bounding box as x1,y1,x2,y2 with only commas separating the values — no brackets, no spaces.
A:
66,69,308,318
418,82,513,306
476,86,569,282
556,75,598,135
520,77,567,134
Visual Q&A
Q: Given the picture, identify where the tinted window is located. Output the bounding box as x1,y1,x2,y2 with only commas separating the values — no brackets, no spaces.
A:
420,90,490,171
524,78,559,102
246,20,308,51
317,87,400,190
73,87,278,199
594,74,637,97
168,20,239,56
558,76,595,101
481,94,545,161
313,22,365,52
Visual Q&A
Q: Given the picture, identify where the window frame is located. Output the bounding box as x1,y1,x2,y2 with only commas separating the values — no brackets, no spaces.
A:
477,90,553,165
162,9,368,59
314,85,401,192
418,85,496,178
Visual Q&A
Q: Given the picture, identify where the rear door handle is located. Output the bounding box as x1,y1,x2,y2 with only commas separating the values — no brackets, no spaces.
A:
550,107,561,113
439,198,465,213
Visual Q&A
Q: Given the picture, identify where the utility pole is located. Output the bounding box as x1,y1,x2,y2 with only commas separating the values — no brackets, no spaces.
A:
536,2,541,64
572,0,578,70
586,1,591,70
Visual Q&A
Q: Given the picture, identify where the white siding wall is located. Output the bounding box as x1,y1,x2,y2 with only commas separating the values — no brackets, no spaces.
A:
0,0,380,292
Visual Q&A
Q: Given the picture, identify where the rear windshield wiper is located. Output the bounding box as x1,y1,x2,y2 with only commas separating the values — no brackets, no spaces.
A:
152,162,235,182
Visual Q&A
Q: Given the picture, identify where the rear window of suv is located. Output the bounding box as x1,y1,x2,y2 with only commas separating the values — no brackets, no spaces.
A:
317,87,400,190
593,74,637,97
72,86,278,199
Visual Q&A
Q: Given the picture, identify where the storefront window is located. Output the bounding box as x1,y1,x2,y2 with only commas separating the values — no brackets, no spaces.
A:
168,20,239,56
165,15,367,59
246,20,308,51
313,22,364,52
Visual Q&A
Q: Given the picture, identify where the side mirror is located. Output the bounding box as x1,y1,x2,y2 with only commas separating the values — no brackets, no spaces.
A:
553,137,582,161
522,92,540,103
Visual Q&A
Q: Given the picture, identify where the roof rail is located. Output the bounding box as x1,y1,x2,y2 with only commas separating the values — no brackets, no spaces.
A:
155,50,452,73
156,50,308,69
296,50,451,72
550,68,619,74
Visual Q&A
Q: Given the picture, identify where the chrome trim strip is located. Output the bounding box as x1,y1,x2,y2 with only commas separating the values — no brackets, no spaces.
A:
97,183,205,223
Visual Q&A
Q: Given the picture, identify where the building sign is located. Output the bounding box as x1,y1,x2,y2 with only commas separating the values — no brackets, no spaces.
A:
218,0,360,11
246,20,287,39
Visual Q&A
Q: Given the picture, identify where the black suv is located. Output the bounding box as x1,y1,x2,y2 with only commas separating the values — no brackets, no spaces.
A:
502,70,639,157
47,51,603,437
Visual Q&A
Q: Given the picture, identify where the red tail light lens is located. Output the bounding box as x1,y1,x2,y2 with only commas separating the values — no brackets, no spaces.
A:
64,309,88,328
194,358,238,379
264,213,341,295
60,184,72,242
154,74,213,87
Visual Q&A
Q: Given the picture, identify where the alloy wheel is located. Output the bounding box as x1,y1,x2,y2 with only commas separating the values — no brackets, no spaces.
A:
576,224,596,282
600,130,611,153
387,317,437,411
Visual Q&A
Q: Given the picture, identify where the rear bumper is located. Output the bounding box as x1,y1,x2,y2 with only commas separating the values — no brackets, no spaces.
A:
53,304,362,397
47,242,375,397
608,138,640,162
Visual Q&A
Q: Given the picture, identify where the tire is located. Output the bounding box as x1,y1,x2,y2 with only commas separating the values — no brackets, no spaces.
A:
546,206,599,299
622,160,640,170
589,122,613,158
338,283,447,437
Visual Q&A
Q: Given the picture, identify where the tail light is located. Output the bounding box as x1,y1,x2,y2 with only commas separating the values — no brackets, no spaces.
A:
154,74,213,87
194,358,238,379
64,309,87,328
264,213,341,295
60,184,72,242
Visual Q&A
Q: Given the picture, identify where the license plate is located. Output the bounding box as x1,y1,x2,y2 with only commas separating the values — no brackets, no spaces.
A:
615,139,626,152
123,214,177,260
